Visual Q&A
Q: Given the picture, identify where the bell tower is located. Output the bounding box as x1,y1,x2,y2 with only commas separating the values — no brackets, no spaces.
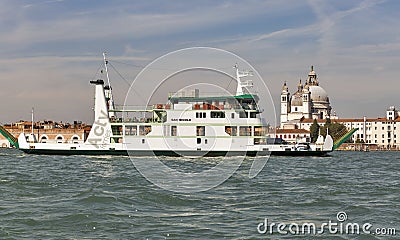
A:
307,65,318,86
280,82,290,124
302,84,311,118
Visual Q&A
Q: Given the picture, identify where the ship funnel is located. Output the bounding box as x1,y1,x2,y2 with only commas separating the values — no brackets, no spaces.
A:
90,79,108,120
85,79,113,148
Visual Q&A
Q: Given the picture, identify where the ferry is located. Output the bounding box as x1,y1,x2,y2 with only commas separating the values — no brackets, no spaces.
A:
16,54,336,156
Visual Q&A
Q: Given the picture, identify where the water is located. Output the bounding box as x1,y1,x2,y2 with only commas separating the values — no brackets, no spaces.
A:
0,149,399,239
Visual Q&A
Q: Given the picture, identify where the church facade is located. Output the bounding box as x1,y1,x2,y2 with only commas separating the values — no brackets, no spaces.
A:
280,66,334,128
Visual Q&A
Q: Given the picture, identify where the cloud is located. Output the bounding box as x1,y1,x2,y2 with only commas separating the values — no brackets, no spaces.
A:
23,0,64,8
1,1,284,51
0,0,399,122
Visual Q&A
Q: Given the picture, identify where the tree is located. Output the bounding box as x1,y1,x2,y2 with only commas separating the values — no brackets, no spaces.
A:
320,118,331,137
325,117,332,125
310,119,320,143
321,120,347,142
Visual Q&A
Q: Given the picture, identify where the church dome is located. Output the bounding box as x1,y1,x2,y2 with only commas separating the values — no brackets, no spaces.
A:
309,85,329,102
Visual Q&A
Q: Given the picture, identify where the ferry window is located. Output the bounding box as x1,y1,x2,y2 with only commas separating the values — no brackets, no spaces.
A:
225,126,232,136
232,126,237,136
250,112,257,118
196,112,207,118
231,113,235,119
254,126,263,136
145,126,152,135
225,126,237,136
171,126,177,136
125,126,137,135
111,137,122,143
196,126,205,136
239,126,251,136
139,125,152,135
239,111,248,118
205,139,208,144
211,111,225,118
197,138,201,144
112,126,120,135
142,139,145,144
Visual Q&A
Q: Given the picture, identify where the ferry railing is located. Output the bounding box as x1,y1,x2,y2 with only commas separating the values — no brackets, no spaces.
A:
110,103,261,113
110,117,156,123
111,105,154,112
168,91,259,98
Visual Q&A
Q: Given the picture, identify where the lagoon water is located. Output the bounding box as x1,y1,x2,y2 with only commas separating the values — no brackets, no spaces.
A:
0,149,399,239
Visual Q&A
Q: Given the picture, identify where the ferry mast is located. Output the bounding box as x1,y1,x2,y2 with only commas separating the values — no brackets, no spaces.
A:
103,52,115,117
234,64,253,96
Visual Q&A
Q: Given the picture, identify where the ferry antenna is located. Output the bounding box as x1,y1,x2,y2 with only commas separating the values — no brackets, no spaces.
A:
103,52,115,117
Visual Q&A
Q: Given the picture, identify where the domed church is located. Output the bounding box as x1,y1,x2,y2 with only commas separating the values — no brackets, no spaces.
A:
280,66,333,127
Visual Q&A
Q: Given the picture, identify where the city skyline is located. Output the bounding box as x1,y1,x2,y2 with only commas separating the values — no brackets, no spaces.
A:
1,0,399,124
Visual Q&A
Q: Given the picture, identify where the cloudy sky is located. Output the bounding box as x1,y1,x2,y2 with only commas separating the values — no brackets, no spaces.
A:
1,0,399,124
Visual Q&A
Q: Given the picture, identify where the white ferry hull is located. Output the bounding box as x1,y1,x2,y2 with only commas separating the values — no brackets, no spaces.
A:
19,148,331,157
18,134,331,157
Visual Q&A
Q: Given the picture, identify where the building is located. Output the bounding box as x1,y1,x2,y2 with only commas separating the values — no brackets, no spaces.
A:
298,106,400,149
270,128,311,143
280,66,336,128
0,121,90,148
278,66,399,150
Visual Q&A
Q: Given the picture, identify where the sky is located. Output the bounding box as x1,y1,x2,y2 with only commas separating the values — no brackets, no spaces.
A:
0,0,399,125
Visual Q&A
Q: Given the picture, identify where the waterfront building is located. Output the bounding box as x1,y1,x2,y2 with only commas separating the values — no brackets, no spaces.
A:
0,121,90,148
298,107,400,149
279,66,399,150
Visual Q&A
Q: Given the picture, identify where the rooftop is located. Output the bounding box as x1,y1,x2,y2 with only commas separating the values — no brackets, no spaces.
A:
169,93,259,102
300,117,400,123
276,128,310,134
